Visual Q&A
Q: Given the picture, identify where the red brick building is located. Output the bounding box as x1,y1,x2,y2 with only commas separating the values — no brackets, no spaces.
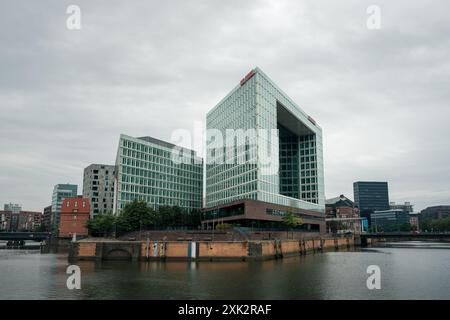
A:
1,210,42,231
410,213,419,231
18,211,42,231
325,195,362,234
59,196,90,238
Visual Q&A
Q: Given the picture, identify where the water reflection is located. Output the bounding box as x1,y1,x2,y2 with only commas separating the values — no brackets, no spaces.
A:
0,242,449,299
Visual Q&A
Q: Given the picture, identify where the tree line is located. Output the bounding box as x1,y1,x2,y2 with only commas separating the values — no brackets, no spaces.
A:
420,217,450,232
86,200,203,237
86,200,305,237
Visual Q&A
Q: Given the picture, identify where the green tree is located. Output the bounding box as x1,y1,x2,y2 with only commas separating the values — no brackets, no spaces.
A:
282,209,303,229
282,209,303,239
86,212,117,237
399,222,412,232
186,209,203,228
216,223,234,230
116,200,154,234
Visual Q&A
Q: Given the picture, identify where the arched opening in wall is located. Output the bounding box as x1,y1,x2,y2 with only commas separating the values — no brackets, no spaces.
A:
104,249,132,261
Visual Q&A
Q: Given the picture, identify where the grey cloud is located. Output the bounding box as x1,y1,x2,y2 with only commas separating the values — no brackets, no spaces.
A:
0,0,449,211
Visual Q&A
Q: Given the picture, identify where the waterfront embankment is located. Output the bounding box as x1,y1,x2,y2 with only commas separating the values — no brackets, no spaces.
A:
68,235,375,261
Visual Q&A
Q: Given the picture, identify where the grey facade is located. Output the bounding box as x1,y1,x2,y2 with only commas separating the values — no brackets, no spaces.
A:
420,206,450,220
42,205,52,230
51,184,78,230
353,181,389,214
83,164,115,217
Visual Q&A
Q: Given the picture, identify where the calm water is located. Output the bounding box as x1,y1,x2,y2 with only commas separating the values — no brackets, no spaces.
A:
0,241,449,299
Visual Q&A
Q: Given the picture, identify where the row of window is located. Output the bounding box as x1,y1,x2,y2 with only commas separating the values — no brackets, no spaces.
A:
118,194,201,209
120,173,202,189
121,154,202,175
119,183,201,200
65,201,87,208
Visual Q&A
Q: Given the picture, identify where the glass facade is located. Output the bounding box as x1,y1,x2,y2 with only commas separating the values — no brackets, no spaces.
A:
370,209,410,232
206,68,325,213
113,135,203,213
51,184,78,229
353,181,390,213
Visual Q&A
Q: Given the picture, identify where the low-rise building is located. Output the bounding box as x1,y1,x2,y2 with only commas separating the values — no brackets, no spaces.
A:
325,195,362,233
390,201,414,213
0,211,10,230
18,211,42,231
0,209,42,231
410,212,419,230
420,205,450,220
59,196,90,238
370,209,411,232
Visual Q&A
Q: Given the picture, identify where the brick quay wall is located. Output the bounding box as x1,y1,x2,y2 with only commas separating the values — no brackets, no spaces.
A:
69,235,375,261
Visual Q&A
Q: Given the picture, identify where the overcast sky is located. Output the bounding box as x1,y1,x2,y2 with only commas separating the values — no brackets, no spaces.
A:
1,0,449,212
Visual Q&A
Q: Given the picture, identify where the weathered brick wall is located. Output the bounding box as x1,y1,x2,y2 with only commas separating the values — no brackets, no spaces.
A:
71,236,356,261
198,242,248,258
78,242,96,257
261,241,275,256
280,240,299,254
323,239,335,249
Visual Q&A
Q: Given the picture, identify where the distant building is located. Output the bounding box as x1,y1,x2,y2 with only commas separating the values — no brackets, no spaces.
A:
0,209,42,231
59,196,90,238
18,211,42,231
353,181,389,223
420,205,450,220
370,209,410,232
390,201,413,213
83,164,115,217
51,184,78,230
325,195,362,233
42,205,52,230
4,203,21,213
0,211,9,230
113,134,203,214
410,212,419,230
0,210,14,230
9,213,19,231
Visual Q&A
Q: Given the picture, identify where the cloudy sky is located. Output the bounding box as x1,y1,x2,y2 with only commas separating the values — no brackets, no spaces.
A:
1,0,449,212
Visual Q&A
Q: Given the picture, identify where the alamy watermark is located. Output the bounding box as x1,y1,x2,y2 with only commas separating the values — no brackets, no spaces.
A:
366,5,381,30
66,5,82,30
66,265,81,290
366,265,381,290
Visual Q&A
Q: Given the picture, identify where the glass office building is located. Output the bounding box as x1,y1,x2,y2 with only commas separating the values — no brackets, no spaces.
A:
353,181,390,213
113,134,203,213
206,68,325,215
